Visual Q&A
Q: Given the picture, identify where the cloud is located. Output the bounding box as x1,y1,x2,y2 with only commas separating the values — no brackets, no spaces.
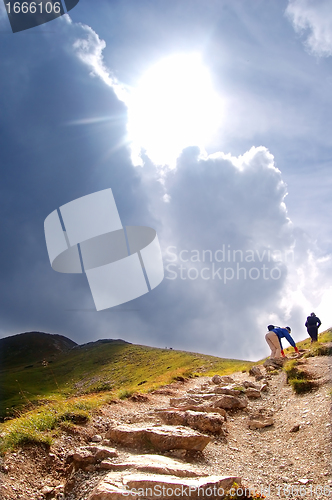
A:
71,22,128,103
129,145,332,360
286,0,332,57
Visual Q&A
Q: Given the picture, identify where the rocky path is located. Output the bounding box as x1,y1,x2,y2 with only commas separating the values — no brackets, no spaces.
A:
0,353,331,500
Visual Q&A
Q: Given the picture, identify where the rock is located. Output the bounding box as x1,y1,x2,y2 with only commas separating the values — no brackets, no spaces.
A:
100,454,203,477
67,448,95,466
249,366,262,377
164,405,227,419
88,473,241,500
88,481,132,500
243,381,260,389
66,446,118,470
245,389,261,399
248,417,274,429
86,446,118,461
170,397,205,407
105,424,211,451
260,384,268,392
214,386,241,397
248,410,274,429
212,375,235,384
290,424,300,433
263,358,285,370
130,393,150,402
212,395,248,410
124,474,242,499
158,410,226,435
41,486,54,495
91,434,103,442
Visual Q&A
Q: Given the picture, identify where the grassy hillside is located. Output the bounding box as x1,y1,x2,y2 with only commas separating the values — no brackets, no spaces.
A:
0,335,253,420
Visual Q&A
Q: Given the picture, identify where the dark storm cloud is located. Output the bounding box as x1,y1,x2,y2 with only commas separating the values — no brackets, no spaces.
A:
0,20,152,342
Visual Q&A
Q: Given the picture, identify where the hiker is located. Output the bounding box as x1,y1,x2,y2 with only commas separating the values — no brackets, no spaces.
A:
305,312,321,343
265,325,299,358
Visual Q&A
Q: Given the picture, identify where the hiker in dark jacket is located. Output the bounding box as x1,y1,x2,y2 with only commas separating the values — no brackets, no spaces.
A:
305,312,321,343
266,325,299,358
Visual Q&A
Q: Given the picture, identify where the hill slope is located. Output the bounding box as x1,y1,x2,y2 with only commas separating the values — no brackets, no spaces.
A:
0,331,77,370
0,332,253,420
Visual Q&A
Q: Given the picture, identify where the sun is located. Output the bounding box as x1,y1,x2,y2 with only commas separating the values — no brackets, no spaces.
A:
127,54,223,167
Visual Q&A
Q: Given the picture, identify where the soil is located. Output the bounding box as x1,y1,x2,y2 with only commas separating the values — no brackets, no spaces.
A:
0,354,331,500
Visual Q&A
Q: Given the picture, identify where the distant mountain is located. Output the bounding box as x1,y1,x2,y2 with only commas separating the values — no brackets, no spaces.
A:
0,331,77,370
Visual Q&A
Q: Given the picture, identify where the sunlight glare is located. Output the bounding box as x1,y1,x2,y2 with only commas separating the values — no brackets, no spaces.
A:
127,54,223,167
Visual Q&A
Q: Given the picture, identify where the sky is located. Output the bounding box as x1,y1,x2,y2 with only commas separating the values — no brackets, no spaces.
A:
1,0,332,361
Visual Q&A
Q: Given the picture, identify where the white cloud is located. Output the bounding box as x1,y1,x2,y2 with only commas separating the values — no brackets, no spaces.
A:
71,23,128,103
286,0,332,57
135,145,332,359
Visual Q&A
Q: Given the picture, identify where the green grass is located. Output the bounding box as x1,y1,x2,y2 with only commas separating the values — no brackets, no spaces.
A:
283,359,317,394
0,396,101,454
0,341,253,420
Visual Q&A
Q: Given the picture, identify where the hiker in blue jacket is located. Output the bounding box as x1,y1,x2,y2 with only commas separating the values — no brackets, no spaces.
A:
266,325,299,358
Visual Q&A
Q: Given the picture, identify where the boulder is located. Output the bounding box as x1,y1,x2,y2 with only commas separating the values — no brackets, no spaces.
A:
105,424,211,451
163,405,227,419
243,381,260,390
88,473,242,500
214,386,241,397
212,395,248,410
249,366,263,377
66,446,118,470
263,358,285,370
212,375,235,385
157,410,226,435
100,454,203,477
248,410,274,429
245,389,261,399
170,397,205,407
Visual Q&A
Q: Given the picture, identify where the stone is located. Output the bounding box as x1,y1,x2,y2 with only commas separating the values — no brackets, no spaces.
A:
212,395,248,410
88,482,132,500
290,424,300,433
260,384,268,392
124,474,241,499
245,389,261,399
249,366,262,377
158,410,226,435
100,454,203,477
170,397,205,407
91,434,103,442
41,486,54,495
212,375,235,384
243,381,260,390
86,446,118,461
263,358,285,370
214,386,241,397
88,473,241,500
164,405,227,420
248,411,274,429
105,424,211,451
66,446,118,469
